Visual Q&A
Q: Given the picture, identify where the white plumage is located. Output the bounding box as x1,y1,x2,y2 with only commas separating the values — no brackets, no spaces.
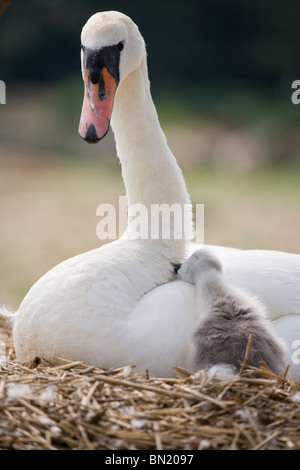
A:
6,11,300,378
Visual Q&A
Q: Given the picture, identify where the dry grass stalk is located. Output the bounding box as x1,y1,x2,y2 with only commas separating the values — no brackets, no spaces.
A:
1,321,300,450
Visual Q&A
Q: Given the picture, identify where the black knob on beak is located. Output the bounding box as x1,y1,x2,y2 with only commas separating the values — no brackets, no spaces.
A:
85,124,100,144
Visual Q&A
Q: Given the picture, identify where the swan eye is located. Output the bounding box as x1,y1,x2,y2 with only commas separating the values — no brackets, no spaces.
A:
117,41,124,52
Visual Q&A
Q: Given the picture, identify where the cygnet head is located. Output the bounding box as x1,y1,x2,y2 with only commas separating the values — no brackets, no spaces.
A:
176,249,223,284
79,11,145,143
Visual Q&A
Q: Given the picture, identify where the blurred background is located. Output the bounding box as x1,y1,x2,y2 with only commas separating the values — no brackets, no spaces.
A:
0,0,299,309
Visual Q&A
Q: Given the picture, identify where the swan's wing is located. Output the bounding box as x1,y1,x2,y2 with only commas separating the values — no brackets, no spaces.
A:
190,244,300,319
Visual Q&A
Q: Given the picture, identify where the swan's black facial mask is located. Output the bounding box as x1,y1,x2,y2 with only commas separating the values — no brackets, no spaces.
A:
79,45,121,143
84,45,121,86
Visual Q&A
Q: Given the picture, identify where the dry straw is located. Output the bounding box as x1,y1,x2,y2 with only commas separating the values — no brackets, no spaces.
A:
1,322,300,450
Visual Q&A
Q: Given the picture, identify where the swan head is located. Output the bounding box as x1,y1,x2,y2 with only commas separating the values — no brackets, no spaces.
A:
177,249,223,284
79,11,145,143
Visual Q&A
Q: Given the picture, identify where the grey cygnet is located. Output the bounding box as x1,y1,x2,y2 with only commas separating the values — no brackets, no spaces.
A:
177,249,287,375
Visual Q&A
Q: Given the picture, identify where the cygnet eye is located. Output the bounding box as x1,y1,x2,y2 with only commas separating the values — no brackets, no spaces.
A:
173,263,182,274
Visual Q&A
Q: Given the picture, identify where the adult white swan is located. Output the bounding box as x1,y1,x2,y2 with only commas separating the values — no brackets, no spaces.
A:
11,11,300,378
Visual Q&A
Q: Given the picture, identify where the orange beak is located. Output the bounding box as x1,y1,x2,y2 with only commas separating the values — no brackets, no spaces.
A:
78,66,118,143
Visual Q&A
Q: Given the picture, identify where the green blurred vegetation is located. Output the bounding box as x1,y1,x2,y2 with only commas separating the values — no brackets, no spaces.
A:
0,0,299,165
1,78,299,167
1,0,300,88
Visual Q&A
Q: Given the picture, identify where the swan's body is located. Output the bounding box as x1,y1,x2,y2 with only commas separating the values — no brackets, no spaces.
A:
10,11,300,378
177,249,287,374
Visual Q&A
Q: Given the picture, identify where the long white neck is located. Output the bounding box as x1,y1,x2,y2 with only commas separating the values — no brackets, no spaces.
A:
111,55,193,256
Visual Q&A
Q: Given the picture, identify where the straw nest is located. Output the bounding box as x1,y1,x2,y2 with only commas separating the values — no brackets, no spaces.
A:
1,321,300,451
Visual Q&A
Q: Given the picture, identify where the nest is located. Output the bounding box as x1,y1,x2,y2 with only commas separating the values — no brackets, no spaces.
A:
1,322,300,450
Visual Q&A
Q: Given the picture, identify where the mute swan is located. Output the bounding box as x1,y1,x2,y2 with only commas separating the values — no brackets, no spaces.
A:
7,11,300,378
177,249,287,374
